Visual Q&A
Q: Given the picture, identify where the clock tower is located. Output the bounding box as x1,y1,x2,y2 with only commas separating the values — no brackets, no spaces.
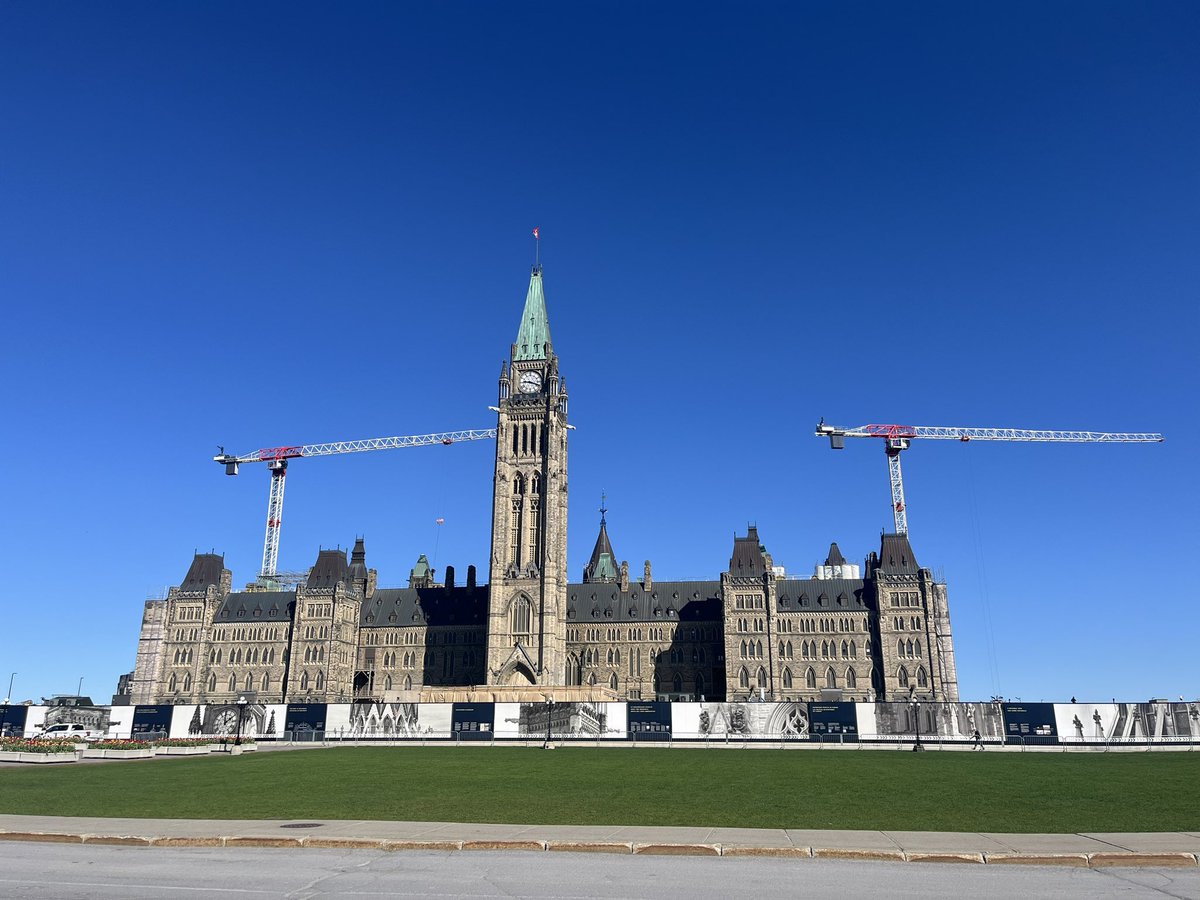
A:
486,265,570,686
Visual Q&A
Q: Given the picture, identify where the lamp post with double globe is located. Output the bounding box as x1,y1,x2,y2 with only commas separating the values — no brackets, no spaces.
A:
235,695,248,746
909,685,925,752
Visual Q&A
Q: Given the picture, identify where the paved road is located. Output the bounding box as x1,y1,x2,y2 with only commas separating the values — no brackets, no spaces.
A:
2,844,1198,900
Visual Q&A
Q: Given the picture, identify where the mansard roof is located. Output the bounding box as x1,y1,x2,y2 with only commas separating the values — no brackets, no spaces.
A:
567,580,722,624
180,553,224,592
729,526,767,577
360,586,488,628
214,591,293,623
514,266,552,360
776,578,869,612
347,537,368,583
307,549,349,589
878,533,920,575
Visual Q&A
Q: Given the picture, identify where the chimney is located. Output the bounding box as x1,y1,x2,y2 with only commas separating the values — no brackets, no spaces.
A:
643,560,652,591
444,565,455,591
619,561,630,592
467,565,477,590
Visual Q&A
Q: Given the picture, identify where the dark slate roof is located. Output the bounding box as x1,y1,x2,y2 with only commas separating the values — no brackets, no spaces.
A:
583,519,618,582
347,538,368,584
308,549,349,589
214,591,293,623
361,586,489,628
878,533,920,574
776,578,870,612
180,553,224,591
729,526,767,577
824,542,847,566
567,580,722,624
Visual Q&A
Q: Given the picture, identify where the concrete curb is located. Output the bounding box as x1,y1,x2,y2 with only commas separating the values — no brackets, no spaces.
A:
983,853,1090,866
0,830,1197,866
1088,852,1199,868
547,841,634,854
633,842,721,856
812,847,906,862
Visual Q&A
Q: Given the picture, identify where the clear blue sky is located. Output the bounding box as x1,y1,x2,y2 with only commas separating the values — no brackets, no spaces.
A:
1,2,1195,704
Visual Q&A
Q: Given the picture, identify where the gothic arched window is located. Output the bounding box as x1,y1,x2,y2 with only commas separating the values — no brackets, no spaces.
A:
806,667,817,689
228,673,237,691
739,667,749,689
782,668,793,688
511,596,532,637
846,668,857,689
897,666,910,688
825,667,837,689
917,666,928,688
207,672,216,692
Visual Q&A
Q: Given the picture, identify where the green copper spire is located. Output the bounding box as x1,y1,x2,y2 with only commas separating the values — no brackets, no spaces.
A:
514,265,552,360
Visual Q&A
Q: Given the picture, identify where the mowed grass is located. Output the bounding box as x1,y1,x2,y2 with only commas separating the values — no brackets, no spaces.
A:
1,747,1197,833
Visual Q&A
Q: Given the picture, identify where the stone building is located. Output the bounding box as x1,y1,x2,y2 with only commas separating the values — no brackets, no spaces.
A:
129,266,959,706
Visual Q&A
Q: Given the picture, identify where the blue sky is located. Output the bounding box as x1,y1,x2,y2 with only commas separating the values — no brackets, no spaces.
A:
1,2,1195,704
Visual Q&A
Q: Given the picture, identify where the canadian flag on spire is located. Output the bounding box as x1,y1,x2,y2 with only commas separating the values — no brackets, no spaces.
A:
532,227,539,240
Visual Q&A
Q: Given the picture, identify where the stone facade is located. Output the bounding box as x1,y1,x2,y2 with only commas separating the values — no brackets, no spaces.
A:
128,265,959,706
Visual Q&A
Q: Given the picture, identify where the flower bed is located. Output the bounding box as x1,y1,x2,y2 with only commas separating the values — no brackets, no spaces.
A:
0,738,80,763
0,737,78,754
89,739,153,750
154,738,213,747
81,739,155,760
154,738,215,756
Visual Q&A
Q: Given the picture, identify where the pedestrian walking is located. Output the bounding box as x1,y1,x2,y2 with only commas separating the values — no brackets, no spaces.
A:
972,728,983,751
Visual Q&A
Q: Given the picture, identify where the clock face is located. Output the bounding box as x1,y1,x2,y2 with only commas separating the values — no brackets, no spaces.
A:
213,709,239,735
519,371,542,393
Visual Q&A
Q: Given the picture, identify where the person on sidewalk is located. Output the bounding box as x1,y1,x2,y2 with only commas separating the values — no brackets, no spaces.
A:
972,728,983,751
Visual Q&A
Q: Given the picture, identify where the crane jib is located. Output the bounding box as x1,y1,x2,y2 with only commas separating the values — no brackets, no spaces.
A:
257,446,305,462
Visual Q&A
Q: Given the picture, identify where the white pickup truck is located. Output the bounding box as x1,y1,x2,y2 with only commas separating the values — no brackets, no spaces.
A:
35,723,105,741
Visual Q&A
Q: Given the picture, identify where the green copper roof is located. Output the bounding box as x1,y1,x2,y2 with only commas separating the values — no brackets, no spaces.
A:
592,552,618,582
514,266,552,360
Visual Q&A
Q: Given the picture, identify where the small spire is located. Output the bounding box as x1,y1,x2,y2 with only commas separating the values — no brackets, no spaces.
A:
599,491,607,526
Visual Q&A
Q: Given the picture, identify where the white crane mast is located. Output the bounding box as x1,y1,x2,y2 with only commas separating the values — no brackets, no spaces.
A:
214,429,496,579
815,421,1164,535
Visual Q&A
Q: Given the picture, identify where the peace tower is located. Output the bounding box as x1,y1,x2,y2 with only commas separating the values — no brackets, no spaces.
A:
484,266,570,686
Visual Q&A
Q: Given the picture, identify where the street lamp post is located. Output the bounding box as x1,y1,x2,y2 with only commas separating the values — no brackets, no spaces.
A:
0,673,12,738
910,685,925,752
235,696,248,746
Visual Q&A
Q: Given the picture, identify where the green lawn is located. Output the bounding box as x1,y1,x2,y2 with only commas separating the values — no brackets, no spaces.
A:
1,747,1196,833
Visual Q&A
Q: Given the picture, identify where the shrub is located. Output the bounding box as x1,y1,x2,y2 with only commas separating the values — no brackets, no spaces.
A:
87,740,153,750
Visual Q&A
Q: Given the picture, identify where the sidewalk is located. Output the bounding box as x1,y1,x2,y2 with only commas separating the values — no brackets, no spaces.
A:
1,815,1198,866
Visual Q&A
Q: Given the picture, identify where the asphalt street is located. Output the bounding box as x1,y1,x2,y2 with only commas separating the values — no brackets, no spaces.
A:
2,844,1198,900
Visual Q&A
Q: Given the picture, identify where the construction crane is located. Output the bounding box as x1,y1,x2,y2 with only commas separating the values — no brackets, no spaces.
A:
214,429,496,579
814,421,1164,535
